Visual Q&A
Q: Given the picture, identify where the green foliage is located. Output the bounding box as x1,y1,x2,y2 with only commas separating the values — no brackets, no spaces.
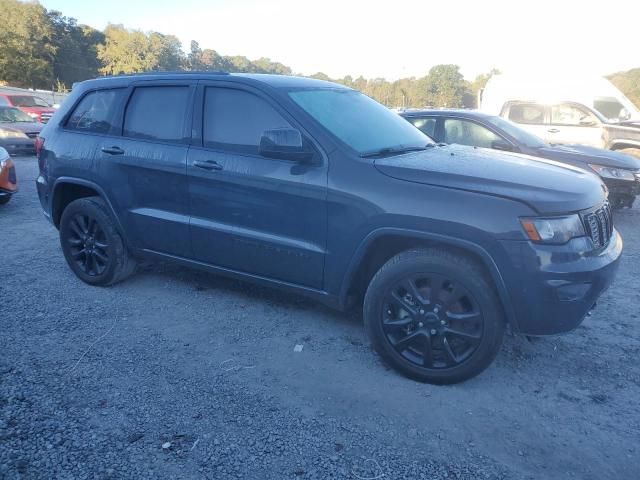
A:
608,68,640,109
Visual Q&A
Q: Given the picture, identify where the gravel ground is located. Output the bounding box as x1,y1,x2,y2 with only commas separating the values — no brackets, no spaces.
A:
1,156,639,480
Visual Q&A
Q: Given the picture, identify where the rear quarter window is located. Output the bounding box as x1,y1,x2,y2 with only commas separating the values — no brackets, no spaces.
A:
66,89,125,134
507,103,545,125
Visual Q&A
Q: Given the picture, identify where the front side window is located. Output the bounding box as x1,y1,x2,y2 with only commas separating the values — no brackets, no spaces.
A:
443,119,501,148
124,86,190,142
408,117,437,138
507,103,545,125
551,104,598,126
289,89,430,155
486,116,547,148
203,88,291,154
66,89,125,133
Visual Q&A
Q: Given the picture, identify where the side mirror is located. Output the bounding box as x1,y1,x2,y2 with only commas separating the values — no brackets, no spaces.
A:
491,139,514,152
618,108,631,121
259,128,313,162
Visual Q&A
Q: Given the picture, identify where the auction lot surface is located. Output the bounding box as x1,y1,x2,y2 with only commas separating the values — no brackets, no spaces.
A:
1,156,639,480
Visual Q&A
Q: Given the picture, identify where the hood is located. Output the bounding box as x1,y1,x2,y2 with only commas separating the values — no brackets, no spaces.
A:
0,121,43,135
374,144,606,214
535,144,640,170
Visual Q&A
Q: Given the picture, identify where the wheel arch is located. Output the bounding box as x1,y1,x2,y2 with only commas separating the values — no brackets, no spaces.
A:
339,228,519,332
51,178,128,245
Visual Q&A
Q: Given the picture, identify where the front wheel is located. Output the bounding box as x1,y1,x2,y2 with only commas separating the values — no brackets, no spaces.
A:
364,249,505,384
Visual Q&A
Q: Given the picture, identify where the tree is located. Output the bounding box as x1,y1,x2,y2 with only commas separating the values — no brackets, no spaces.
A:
0,0,56,88
608,68,640,109
421,64,467,108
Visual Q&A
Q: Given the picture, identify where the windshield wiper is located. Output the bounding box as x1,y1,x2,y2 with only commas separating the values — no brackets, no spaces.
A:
360,144,435,158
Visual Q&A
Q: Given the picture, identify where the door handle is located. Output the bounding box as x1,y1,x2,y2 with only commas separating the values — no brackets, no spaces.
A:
193,160,223,171
547,128,560,134
101,146,124,155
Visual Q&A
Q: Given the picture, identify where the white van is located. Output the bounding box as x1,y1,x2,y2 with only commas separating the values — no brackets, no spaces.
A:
479,74,640,156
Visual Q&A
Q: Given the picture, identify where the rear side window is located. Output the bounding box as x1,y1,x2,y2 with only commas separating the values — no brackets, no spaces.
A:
408,117,437,138
443,119,501,148
124,86,190,142
66,89,125,133
507,103,545,125
203,87,291,154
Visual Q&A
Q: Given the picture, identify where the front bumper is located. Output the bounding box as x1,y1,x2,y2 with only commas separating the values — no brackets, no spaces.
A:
499,229,623,335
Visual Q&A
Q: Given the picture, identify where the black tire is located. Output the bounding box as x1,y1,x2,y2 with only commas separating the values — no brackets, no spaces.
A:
0,195,10,205
364,248,505,384
609,194,634,210
59,196,136,286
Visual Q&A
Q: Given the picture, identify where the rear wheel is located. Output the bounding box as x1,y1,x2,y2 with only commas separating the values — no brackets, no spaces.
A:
59,196,136,286
364,249,505,384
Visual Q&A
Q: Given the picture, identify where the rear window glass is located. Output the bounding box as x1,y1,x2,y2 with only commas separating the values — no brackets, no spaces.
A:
9,95,50,107
124,86,190,142
507,103,545,125
66,89,125,133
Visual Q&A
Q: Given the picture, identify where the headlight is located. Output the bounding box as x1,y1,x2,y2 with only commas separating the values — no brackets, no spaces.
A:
0,129,28,139
589,164,636,181
520,215,585,244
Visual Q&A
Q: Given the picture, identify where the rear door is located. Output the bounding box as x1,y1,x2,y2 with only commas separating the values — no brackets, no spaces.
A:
548,103,604,147
405,116,440,141
187,82,328,289
95,80,195,257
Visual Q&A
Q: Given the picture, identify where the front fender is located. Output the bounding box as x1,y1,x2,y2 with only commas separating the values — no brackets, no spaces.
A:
339,227,519,332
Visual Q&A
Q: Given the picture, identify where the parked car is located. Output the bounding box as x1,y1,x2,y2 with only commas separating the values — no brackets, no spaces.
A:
479,74,640,159
0,146,17,205
0,92,56,123
401,109,640,209
0,106,43,155
36,73,621,384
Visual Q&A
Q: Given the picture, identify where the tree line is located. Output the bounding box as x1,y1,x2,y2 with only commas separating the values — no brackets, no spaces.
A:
0,0,638,109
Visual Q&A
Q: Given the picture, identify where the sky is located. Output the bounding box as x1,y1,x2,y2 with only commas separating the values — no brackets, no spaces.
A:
39,0,640,81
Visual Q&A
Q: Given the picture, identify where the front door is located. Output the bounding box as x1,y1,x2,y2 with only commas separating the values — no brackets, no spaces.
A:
187,83,328,289
547,103,604,147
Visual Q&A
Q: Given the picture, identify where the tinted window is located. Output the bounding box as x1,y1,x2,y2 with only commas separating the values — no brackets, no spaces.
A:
203,88,291,153
66,89,125,133
508,103,545,125
124,86,189,142
443,119,501,148
594,97,625,121
0,107,35,123
9,95,50,107
551,104,598,126
289,89,430,154
408,117,437,138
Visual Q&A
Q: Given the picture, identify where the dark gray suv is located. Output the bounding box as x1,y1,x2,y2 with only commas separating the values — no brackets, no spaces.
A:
36,73,622,384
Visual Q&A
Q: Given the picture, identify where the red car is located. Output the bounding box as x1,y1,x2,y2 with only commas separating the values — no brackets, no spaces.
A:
0,92,55,123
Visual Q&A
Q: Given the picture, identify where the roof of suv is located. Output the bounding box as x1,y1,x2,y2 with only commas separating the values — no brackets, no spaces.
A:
74,72,347,91
400,109,494,119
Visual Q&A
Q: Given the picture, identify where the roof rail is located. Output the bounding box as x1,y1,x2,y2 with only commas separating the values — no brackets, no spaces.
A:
105,71,230,78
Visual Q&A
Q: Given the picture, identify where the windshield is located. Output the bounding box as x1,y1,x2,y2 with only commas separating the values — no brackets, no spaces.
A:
0,107,34,122
9,95,50,107
486,115,547,148
288,89,432,155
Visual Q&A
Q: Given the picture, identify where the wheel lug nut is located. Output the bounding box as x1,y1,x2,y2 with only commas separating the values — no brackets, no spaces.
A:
430,329,437,335
434,307,439,313
419,309,425,314
417,322,424,328
440,320,445,325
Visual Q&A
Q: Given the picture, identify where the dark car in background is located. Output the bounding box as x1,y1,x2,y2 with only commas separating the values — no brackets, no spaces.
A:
0,106,43,155
36,73,621,384
0,92,55,123
401,109,640,209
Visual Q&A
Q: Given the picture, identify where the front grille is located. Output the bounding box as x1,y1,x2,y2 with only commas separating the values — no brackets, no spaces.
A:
25,132,39,138
40,113,52,123
582,202,613,249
